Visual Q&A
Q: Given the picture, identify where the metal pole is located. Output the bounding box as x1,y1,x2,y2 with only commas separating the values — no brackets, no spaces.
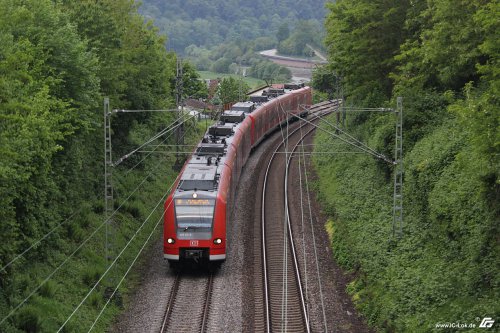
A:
393,97,403,237
175,58,184,168
104,97,114,266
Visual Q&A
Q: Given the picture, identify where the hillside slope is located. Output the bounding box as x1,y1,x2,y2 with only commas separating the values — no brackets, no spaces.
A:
313,1,499,331
138,0,327,52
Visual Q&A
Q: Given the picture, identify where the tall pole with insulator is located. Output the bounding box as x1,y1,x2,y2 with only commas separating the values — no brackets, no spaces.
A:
393,97,403,237
175,58,184,168
103,97,115,291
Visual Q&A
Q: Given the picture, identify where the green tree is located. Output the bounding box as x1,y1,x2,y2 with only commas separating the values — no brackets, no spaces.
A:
248,60,292,82
318,1,500,331
276,22,290,44
0,0,100,268
217,77,249,105
61,0,176,158
325,0,410,106
277,20,323,56
170,61,208,100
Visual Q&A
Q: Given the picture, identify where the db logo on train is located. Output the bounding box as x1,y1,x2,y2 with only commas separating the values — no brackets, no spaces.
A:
190,240,199,247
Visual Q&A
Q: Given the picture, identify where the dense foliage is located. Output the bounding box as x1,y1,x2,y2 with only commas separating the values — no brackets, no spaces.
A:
0,0,206,331
139,0,327,53
277,20,324,57
215,77,250,106
314,0,499,331
184,40,291,82
138,0,325,77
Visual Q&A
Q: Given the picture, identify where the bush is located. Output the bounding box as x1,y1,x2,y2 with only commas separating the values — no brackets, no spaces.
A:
15,306,42,333
39,280,57,298
81,266,102,287
313,115,499,331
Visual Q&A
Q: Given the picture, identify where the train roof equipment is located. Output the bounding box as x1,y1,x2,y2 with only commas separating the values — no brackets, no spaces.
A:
208,124,234,137
263,88,285,98
220,110,245,123
173,83,309,194
178,164,219,191
249,95,269,103
230,101,255,113
196,143,226,156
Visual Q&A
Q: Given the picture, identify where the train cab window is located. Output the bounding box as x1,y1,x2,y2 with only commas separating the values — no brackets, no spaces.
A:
174,198,215,239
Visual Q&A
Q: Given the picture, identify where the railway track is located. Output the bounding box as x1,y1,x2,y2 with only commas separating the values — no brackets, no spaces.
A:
256,101,339,332
159,272,214,333
158,100,339,333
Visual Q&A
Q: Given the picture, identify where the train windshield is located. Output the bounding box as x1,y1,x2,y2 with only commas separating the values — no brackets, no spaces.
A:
174,198,215,239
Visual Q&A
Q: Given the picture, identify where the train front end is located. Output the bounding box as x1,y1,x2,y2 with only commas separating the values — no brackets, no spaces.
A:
163,163,226,265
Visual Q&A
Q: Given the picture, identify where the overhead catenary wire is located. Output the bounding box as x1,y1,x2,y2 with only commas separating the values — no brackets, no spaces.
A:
289,112,394,164
316,115,387,161
274,151,368,155
115,113,196,167
0,140,173,325
60,109,202,330
297,124,310,323
282,114,317,333
112,109,180,113
339,107,393,112
276,100,290,332
87,116,201,331
0,215,109,326
87,194,178,332
57,185,172,332
123,113,195,176
0,105,200,324
301,135,329,333
87,206,168,332
295,101,393,163
0,211,78,273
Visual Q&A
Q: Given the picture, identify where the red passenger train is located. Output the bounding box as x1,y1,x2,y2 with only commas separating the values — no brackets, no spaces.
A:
163,84,312,266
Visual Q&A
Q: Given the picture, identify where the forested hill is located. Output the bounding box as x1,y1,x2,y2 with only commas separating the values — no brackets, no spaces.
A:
138,0,327,52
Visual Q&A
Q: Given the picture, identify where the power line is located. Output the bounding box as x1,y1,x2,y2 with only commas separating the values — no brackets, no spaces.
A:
300,142,328,333
0,217,107,326
0,112,190,290
0,145,173,325
339,107,393,112
0,211,78,273
291,112,394,164
316,115,390,162
112,109,179,113
57,186,172,332
122,114,196,175
87,198,175,332
114,113,195,167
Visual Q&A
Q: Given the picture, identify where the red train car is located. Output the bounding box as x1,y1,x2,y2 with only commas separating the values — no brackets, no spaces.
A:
164,84,312,266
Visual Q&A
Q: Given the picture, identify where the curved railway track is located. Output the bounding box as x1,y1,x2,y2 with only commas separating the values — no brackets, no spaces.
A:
158,100,339,333
159,272,214,333
257,101,339,332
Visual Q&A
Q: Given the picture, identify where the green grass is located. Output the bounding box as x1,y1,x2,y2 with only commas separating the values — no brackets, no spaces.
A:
198,71,266,90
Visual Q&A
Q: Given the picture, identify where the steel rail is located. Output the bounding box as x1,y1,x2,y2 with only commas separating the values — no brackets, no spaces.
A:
200,273,214,333
159,272,214,333
261,103,337,332
160,274,180,333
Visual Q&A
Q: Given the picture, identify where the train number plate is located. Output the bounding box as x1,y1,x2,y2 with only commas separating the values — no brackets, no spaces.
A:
190,240,199,246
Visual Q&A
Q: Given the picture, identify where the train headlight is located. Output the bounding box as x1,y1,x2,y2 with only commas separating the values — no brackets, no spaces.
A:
192,192,198,198
213,238,222,245
167,238,175,244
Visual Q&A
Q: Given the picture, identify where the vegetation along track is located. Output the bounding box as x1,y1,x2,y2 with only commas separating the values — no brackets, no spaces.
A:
257,101,340,332
160,272,214,333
